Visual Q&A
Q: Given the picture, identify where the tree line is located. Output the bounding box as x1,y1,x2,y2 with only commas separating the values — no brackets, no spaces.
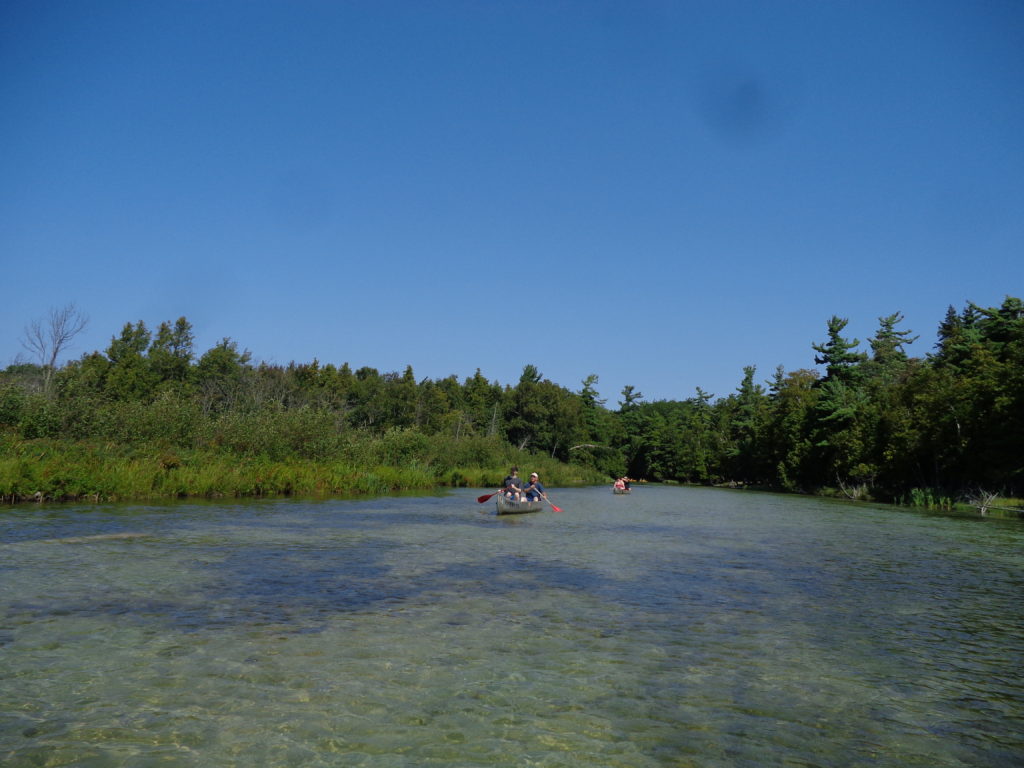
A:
1,296,1021,502
619,298,1023,502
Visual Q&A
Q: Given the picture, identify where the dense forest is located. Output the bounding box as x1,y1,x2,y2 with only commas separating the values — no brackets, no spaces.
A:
1,296,1021,505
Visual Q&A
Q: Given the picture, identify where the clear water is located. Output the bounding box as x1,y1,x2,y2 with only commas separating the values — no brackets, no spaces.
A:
1,485,1022,767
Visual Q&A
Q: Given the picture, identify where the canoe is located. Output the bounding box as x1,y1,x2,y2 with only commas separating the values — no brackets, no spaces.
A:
495,496,546,515
612,487,631,494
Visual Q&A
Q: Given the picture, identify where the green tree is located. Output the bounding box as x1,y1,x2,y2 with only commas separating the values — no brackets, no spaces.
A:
619,384,644,410
381,366,418,429
569,374,623,474
349,367,384,429
195,338,252,412
106,321,156,400
415,377,454,434
809,378,873,487
723,365,770,482
677,390,718,483
463,369,502,437
519,365,542,385
578,374,606,443
546,382,586,460
807,316,873,489
869,312,918,366
323,362,356,414
907,297,1024,493
813,316,867,384
765,367,819,490
960,297,1024,489
506,366,550,451
55,352,111,399
148,317,195,389
933,303,982,372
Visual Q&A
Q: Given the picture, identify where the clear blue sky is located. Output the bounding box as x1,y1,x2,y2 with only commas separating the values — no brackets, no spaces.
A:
2,0,1022,404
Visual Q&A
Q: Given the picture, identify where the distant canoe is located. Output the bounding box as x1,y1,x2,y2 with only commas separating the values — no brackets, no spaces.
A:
612,487,631,494
495,496,546,515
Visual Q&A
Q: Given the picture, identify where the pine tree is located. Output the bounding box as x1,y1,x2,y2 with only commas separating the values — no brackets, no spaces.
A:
869,312,918,365
812,316,867,384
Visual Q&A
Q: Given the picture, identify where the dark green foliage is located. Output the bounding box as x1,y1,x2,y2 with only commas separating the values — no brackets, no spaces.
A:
812,316,867,384
764,367,818,490
2,299,1022,503
722,366,771,483
870,312,917,365
105,321,156,400
148,317,195,389
196,338,252,412
596,299,1021,499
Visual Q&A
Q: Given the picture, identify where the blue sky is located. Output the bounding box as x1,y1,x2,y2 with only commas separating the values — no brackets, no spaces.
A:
2,0,1022,404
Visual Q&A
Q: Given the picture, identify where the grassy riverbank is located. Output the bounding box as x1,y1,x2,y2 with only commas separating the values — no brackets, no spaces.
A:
0,435,606,504
9,438,1019,520
895,487,1024,520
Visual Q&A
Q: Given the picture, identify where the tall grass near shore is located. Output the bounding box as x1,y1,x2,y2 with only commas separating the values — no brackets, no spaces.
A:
0,433,606,504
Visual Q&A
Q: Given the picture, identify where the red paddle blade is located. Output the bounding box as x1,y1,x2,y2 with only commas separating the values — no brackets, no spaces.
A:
477,492,496,503
550,503,563,513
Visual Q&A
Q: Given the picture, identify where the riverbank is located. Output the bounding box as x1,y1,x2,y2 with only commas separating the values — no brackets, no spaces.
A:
0,437,606,504
3,437,1019,519
697,479,1024,521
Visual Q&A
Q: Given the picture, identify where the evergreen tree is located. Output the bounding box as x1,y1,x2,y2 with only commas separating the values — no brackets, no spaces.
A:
619,384,644,411
724,365,770,482
765,368,819,490
5,296,1022,499
869,312,917,365
682,389,718,483
546,382,586,460
577,374,606,444
463,369,502,436
808,317,872,489
812,316,867,384
933,304,982,371
506,366,549,450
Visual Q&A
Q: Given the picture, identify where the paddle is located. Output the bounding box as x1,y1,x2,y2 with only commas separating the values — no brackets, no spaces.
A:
544,496,563,513
477,490,502,503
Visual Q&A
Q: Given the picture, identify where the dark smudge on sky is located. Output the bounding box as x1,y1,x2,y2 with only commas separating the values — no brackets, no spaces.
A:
697,74,785,146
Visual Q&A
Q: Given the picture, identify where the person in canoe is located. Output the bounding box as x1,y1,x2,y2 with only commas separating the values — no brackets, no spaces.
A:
502,466,523,501
523,472,546,502
613,477,626,491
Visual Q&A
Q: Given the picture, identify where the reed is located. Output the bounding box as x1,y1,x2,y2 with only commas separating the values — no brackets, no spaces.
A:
901,487,955,511
0,434,603,504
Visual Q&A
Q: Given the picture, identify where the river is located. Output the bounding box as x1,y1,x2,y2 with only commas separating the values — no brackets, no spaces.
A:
1,485,1021,766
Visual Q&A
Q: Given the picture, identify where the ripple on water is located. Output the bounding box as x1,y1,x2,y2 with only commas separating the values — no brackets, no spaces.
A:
1,489,1022,767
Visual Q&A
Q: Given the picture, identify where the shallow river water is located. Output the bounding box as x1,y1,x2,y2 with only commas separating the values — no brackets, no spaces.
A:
1,485,1022,767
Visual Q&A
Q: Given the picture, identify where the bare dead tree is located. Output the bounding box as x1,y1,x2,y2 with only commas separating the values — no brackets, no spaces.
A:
21,303,89,395
966,488,998,516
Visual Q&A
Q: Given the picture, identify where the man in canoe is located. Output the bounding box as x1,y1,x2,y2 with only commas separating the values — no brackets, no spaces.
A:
523,472,546,502
502,466,523,501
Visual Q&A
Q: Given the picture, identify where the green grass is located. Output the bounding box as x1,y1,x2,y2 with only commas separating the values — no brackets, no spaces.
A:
0,435,606,504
